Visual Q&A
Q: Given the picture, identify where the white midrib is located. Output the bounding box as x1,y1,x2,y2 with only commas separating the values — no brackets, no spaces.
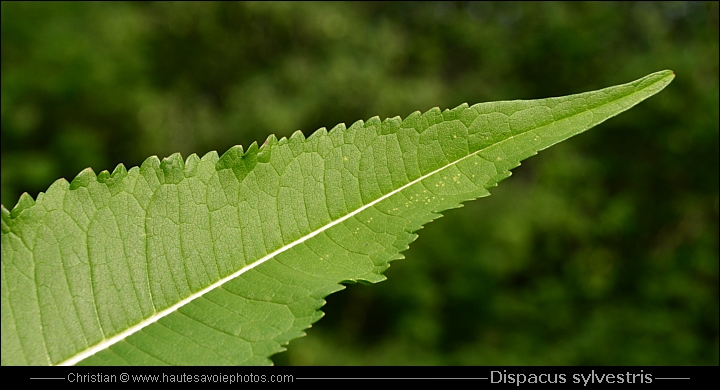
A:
57,133,488,366
57,74,664,365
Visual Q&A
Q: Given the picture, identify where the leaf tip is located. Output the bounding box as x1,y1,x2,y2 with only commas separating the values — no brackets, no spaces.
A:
657,69,675,83
635,69,675,93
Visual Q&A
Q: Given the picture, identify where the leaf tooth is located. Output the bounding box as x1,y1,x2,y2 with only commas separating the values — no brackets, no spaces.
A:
140,155,161,171
217,144,261,183
261,134,279,148
69,167,97,190
161,152,184,165
348,118,365,130
380,115,402,135
244,141,259,157
1,204,10,232
200,150,219,163
443,102,470,121
217,145,244,170
139,155,162,190
97,169,111,183
257,139,273,163
10,192,36,218
421,106,444,128
364,116,381,128
401,110,423,130
307,127,327,140
422,106,442,116
111,163,128,177
184,153,201,177
289,129,306,142
160,152,186,184
103,164,129,195
328,123,346,134
452,102,470,111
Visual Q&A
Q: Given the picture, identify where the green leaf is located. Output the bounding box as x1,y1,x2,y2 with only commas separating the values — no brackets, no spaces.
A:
1,70,674,366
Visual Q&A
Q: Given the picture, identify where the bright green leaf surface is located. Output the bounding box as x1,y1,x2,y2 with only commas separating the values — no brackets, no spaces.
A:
1,70,674,366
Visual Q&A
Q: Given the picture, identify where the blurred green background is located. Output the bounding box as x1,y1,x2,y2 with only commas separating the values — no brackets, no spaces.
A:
2,2,717,365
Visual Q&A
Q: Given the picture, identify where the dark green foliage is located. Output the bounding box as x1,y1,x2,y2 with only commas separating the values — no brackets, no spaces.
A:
2,2,717,365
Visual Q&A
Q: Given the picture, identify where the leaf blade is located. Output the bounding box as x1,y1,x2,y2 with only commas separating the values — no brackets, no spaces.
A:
1,70,674,365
